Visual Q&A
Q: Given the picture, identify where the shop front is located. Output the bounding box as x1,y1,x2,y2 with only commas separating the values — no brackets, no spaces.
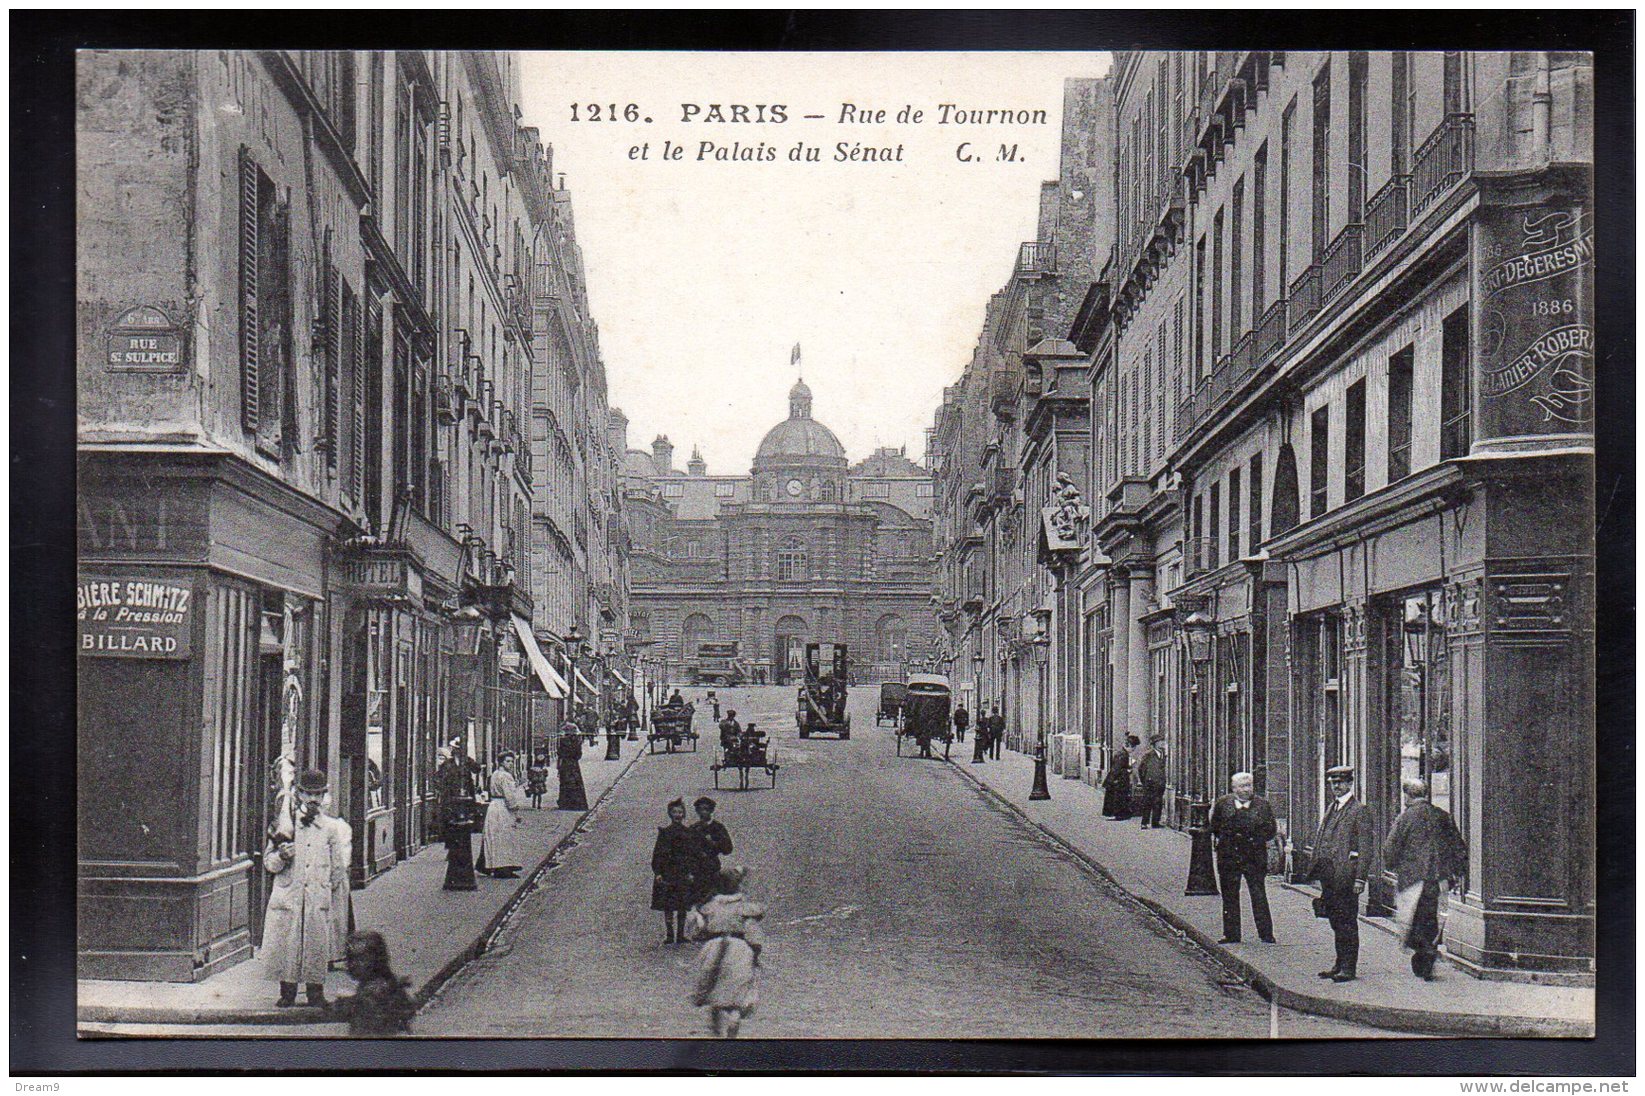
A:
77,452,339,981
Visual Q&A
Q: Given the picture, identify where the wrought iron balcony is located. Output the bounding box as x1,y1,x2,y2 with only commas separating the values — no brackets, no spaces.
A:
1287,264,1321,330
1017,241,1057,276
433,372,460,424
1230,329,1257,389
1412,113,1475,218
1365,174,1410,259
1256,298,1288,366
1320,222,1365,305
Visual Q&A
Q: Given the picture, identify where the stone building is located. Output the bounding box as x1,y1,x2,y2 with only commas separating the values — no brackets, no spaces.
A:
625,378,937,686
930,51,1594,980
75,50,625,980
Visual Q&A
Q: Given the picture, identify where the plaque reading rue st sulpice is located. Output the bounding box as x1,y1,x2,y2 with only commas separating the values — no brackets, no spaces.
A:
105,304,184,373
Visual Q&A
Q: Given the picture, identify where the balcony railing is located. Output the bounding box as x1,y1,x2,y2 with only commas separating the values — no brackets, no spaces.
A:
1230,329,1257,387
1365,174,1410,259
1412,113,1475,218
1320,223,1365,305
1256,298,1288,365
1287,263,1321,330
433,372,460,424
1017,241,1057,276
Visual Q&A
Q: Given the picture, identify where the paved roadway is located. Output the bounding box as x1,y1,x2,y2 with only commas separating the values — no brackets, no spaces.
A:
417,686,1391,1039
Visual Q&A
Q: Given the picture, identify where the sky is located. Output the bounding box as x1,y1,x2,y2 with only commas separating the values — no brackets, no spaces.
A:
517,51,1111,472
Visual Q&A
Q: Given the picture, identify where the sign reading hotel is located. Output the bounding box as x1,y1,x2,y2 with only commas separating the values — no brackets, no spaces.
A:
105,305,184,373
77,575,193,658
1475,204,1594,440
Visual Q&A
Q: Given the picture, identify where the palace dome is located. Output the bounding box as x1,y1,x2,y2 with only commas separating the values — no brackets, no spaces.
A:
753,378,847,466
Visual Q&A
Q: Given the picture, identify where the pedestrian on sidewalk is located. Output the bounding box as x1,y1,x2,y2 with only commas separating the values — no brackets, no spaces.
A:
556,726,589,811
261,768,350,1008
707,690,721,721
329,930,416,1037
690,796,734,905
952,703,969,743
576,704,600,747
527,751,550,810
1102,737,1136,819
605,710,624,761
1306,765,1375,983
687,866,765,1038
1383,776,1467,980
652,799,699,944
988,704,1004,759
971,702,989,764
436,747,481,891
1135,737,1167,828
477,751,529,879
1209,772,1278,944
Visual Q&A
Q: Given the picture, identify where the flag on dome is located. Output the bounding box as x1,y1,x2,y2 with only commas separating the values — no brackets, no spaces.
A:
791,342,801,365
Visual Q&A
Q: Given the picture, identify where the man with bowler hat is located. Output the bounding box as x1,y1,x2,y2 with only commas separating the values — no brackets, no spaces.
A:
1209,771,1278,944
1307,765,1375,982
261,768,350,1007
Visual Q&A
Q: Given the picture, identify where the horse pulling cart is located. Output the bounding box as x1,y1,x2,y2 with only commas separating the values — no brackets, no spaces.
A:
647,702,699,753
894,674,953,759
711,728,779,790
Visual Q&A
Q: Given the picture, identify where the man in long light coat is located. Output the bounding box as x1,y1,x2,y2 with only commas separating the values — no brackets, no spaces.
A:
261,768,351,1008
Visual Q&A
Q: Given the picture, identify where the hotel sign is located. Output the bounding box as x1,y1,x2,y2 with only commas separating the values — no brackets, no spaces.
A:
106,305,184,373
335,550,423,604
77,574,193,658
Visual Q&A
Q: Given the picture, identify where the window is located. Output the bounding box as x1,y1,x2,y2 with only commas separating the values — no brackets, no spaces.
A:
1392,52,1413,176
916,482,935,498
1252,144,1268,324
1279,100,1295,295
1348,52,1368,223
1212,208,1225,360
662,482,684,498
1345,378,1367,502
1440,306,1472,459
1208,483,1221,570
863,481,891,499
237,148,290,458
1311,62,1332,260
1228,466,1242,561
776,536,808,581
1191,493,1204,570
1310,405,1331,518
1443,51,1465,115
1195,236,1208,377
1248,454,1264,552
1387,344,1414,482
1231,178,1245,338
714,481,736,498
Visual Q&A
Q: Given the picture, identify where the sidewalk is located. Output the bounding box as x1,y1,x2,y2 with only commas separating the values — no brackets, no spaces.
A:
78,743,647,1026
951,748,1595,1038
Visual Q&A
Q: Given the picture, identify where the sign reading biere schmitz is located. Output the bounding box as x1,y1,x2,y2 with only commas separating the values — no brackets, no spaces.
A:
77,575,193,658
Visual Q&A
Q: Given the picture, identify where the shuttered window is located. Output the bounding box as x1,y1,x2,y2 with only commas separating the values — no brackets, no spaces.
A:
348,285,366,503
238,148,286,456
238,149,261,436
322,248,342,475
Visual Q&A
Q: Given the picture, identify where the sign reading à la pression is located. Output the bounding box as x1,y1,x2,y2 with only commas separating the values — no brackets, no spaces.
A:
77,575,193,658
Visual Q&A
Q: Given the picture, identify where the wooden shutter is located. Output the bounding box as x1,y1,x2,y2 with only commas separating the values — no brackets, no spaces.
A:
323,257,341,474
339,283,358,500
350,292,367,503
238,148,261,434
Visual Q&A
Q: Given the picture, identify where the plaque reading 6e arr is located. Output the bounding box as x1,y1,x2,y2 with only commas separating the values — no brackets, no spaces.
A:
77,574,193,658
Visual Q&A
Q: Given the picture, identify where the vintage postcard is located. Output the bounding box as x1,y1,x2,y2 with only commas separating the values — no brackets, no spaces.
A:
67,43,1598,1056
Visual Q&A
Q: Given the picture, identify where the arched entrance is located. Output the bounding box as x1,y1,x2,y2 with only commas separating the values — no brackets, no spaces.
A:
874,613,908,680
774,615,808,686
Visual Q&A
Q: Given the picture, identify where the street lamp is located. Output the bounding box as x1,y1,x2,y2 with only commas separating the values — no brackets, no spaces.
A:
566,625,585,734
1182,610,1219,897
1028,625,1052,802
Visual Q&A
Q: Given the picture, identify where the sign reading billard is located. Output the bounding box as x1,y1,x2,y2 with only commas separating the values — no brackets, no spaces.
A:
77,575,193,658
106,305,184,373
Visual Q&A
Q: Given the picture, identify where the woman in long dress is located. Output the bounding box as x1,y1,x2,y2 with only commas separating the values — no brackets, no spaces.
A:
477,751,528,878
1102,736,1136,819
651,799,698,943
435,748,480,891
688,866,765,1038
556,724,588,811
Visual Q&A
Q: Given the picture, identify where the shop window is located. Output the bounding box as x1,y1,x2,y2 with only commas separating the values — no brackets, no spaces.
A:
1387,590,1451,815
1345,378,1367,502
1309,405,1331,518
1440,306,1472,460
1387,345,1414,482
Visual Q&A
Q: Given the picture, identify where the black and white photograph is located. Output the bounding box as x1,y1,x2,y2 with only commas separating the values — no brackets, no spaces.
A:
13,10,1632,1079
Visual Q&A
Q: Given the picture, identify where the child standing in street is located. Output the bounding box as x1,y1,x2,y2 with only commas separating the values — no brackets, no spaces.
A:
687,866,765,1038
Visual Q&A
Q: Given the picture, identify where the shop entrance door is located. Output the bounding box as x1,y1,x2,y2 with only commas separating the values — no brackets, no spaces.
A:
245,650,283,948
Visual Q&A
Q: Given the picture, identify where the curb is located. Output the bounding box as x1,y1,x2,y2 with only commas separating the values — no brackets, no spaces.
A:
944,758,1593,1039
76,747,653,1028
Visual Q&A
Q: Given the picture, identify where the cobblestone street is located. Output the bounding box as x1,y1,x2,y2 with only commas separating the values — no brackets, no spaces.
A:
419,687,1390,1038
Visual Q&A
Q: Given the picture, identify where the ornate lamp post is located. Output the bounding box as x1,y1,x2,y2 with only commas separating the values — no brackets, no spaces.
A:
566,624,585,733
1028,620,1052,801
1182,610,1220,897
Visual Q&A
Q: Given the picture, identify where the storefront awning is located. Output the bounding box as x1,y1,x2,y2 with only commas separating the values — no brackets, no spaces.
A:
610,668,631,687
574,668,598,695
511,616,569,699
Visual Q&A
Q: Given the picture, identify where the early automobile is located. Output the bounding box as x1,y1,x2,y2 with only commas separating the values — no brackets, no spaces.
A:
875,681,908,727
895,673,952,759
796,642,851,740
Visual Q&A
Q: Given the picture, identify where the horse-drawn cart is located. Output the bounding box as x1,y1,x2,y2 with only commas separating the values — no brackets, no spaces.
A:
894,674,953,759
711,728,779,790
875,681,908,727
647,702,699,753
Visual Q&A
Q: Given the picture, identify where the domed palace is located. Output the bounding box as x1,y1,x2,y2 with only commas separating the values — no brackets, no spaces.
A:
619,378,938,684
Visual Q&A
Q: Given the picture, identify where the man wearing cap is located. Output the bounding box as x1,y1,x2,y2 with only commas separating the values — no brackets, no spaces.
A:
261,769,350,1008
1307,765,1375,982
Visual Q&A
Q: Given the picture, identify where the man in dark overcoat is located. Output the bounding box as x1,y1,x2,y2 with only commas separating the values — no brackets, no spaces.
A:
1307,765,1375,981
1134,737,1168,828
1383,776,1468,979
1209,771,1278,944
951,703,969,743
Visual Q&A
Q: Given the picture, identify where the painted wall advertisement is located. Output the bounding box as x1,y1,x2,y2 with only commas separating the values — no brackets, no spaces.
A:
1475,201,1594,443
77,574,193,658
